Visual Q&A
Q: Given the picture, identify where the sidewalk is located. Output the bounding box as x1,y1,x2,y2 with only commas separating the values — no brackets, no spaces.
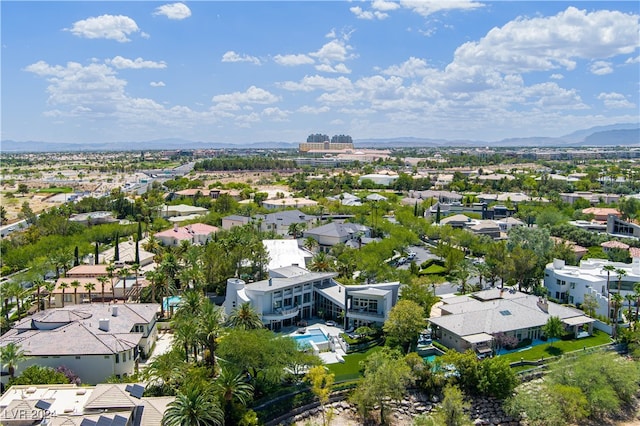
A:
139,330,174,369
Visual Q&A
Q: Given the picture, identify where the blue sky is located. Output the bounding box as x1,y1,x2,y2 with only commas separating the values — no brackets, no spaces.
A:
2,1,639,145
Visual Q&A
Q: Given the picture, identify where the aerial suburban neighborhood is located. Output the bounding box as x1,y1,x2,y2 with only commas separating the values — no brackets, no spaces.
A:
2,1,640,425
1,134,639,425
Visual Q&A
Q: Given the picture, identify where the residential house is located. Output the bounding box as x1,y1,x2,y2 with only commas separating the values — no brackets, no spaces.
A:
154,223,218,247
221,210,318,236
430,288,594,355
582,207,621,222
303,222,371,251
560,192,621,205
263,239,313,270
0,304,160,385
262,198,318,210
223,266,400,331
159,204,209,219
358,173,399,187
439,214,473,229
607,215,640,238
0,383,173,426
544,256,640,319
327,193,362,206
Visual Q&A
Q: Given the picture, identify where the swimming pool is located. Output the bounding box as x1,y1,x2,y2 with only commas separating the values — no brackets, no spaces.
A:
293,328,329,348
163,295,182,313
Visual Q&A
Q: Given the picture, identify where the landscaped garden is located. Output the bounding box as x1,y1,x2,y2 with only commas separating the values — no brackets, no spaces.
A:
499,330,612,363
327,346,381,382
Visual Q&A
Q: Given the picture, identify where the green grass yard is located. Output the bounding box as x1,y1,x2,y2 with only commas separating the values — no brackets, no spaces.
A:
36,187,73,194
499,330,612,363
327,346,381,382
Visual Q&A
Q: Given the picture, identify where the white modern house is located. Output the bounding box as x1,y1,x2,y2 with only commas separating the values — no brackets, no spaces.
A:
543,253,640,319
223,266,400,331
0,304,159,385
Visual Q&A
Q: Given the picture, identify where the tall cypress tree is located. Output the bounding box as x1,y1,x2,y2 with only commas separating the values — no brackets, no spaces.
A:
135,239,140,265
114,233,120,261
436,205,441,224
137,221,143,241
94,242,99,265
74,246,79,266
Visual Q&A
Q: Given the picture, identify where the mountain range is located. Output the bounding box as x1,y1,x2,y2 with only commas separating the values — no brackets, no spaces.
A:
1,123,638,152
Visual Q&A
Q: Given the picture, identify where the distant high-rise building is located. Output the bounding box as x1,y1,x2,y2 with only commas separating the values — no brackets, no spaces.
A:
300,133,354,152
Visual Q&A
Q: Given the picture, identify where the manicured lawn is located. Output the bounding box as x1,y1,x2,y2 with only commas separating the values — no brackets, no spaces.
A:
327,346,381,382
499,330,612,363
36,187,73,194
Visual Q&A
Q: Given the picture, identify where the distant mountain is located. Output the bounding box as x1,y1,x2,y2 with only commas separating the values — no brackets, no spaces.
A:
1,123,638,152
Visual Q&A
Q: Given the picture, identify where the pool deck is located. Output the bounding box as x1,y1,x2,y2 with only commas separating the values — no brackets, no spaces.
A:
284,320,347,364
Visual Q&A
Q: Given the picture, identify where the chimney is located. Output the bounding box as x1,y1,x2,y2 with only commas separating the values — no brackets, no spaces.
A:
268,278,273,287
99,318,110,331
173,223,178,232
112,306,118,317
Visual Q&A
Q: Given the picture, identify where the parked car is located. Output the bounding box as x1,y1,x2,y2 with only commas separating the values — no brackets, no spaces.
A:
397,257,407,265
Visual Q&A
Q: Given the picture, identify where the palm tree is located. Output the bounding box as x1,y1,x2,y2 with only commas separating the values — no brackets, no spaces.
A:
44,282,56,310
309,252,333,272
303,237,318,253
106,263,117,302
624,294,635,325
173,315,199,362
59,282,69,308
97,276,109,303
602,264,616,320
85,282,96,304
130,263,141,302
1,342,27,379
215,366,254,424
119,266,130,303
4,281,23,319
197,302,225,369
70,280,81,305
162,384,224,426
634,282,640,322
615,268,627,293
226,302,263,330
33,279,44,312
611,292,624,339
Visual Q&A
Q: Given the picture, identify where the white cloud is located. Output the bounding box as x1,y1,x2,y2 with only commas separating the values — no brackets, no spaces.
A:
590,61,613,75
315,63,352,74
373,0,401,12
310,39,354,64
108,56,167,69
453,7,639,73
382,57,431,78
262,107,290,121
221,51,261,65
400,0,484,17
154,3,192,20
67,15,140,42
211,86,279,106
150,81,166,87
297,105,330,114
350,6,389,20
626,56,640,64
278,75,353,92
273,54,314,66
597,92,635,109
550,73,564,80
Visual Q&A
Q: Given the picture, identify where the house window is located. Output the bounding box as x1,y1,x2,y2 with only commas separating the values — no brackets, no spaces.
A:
570,282,575,289
64,294,73,302
303,293,311,304
115,354,120,363
569,296,574,304
75,356,81,359
104,355,110,359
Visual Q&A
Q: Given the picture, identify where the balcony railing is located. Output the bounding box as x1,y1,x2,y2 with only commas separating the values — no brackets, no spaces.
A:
347,309,385,319
263,306,300,321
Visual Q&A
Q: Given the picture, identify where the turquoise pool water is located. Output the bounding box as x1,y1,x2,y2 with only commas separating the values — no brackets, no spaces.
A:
163,295,182,312
293,328,329,348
